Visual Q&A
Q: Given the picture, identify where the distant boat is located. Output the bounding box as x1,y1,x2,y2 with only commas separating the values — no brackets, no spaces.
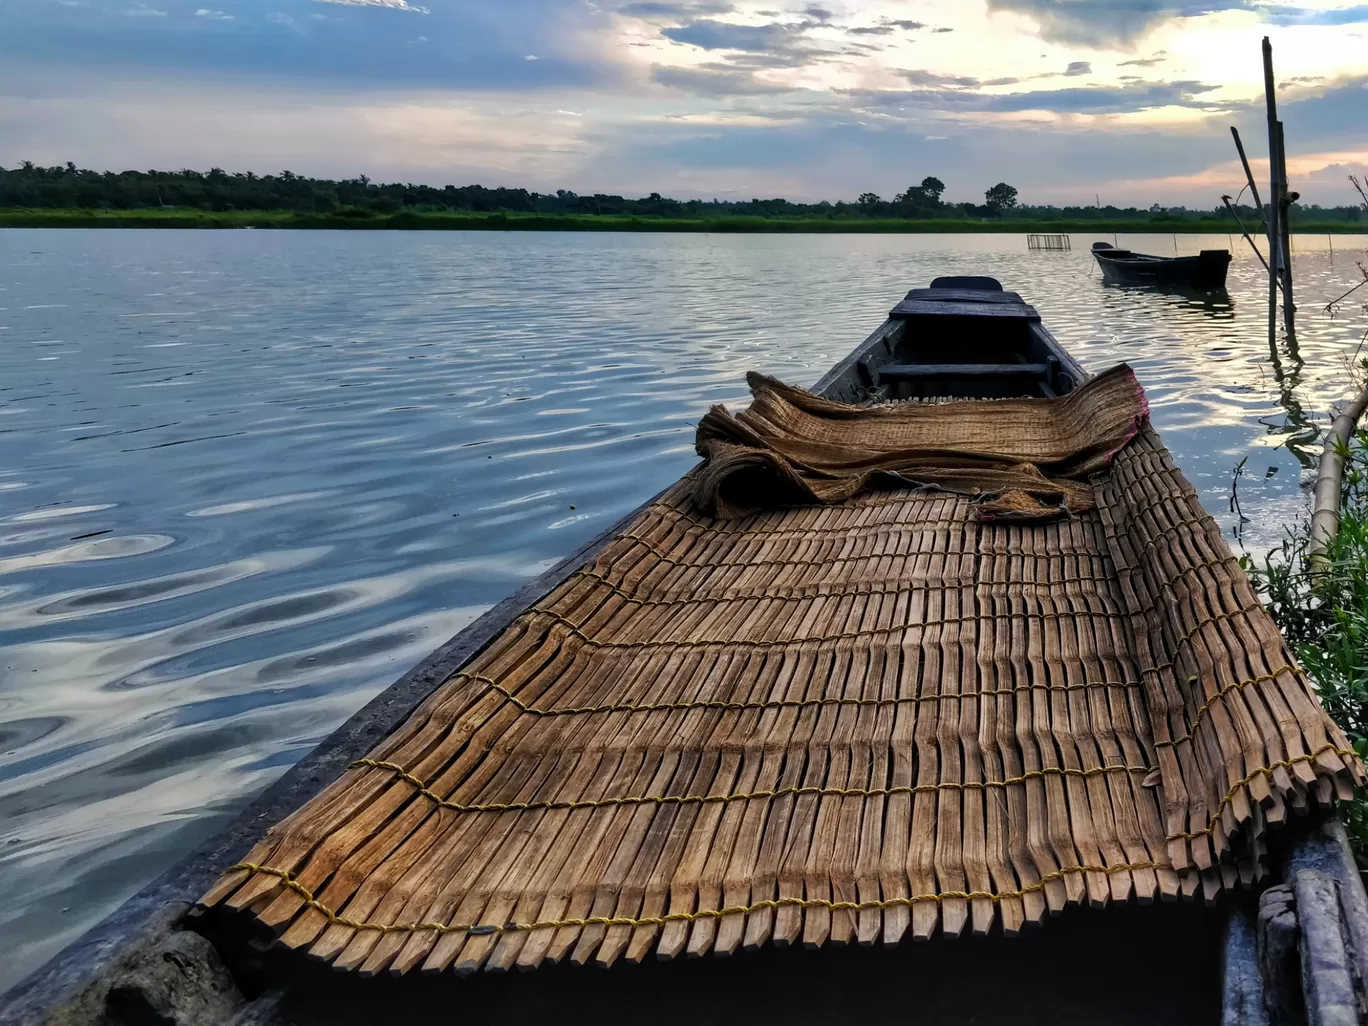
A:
1091,241,1231,289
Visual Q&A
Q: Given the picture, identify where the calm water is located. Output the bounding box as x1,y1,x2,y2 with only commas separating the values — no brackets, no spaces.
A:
1,229,1366,991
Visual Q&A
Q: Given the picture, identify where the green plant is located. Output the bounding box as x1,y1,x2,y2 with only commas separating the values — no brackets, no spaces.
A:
1246,429,1368,866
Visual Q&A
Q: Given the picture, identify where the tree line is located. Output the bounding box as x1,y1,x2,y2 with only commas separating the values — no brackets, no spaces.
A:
1,162,1362,223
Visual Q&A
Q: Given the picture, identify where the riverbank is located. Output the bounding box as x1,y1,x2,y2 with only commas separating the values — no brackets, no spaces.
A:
3,207,1366,233
1249,413,1368,866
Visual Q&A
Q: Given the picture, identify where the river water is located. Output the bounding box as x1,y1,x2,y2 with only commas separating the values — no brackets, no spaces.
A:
1,229,1365,991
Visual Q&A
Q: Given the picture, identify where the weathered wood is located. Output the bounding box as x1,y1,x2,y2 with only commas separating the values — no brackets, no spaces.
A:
1263,36,1282,350
889,299,1040,320
901,286,1022,304
1294,871,1360,1026
1222,901,1269,1026
877,363,1049,380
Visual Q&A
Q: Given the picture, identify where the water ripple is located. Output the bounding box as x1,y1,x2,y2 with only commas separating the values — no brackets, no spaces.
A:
0,228,1365,991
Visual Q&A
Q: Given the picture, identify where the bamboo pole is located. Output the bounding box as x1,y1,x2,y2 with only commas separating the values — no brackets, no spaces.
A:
1276,120,1297,336
1309,383,1368,572
1221,194,1272,276
1230,127,1267,234
1263,38,1281,351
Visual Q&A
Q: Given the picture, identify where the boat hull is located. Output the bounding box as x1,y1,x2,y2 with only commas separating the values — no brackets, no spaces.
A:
1091,244,1231,289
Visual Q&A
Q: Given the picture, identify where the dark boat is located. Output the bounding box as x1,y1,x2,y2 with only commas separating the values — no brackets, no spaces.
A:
1091,241,1231,288
3,277,1364,1026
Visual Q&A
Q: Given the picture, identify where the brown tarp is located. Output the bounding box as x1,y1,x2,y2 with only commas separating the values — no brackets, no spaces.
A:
201,367,1362,975
693,363,1148,520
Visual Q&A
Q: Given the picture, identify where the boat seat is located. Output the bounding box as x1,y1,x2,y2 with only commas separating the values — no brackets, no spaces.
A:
877,362,1050,381
928,275,1003,291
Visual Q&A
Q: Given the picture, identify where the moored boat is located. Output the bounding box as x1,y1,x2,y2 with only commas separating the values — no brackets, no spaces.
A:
3,277,1364,1026
1091,241,1232,289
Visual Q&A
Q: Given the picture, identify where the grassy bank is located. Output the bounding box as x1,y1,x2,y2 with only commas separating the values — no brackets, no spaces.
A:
1248,426,1368,866
2,207,1366,233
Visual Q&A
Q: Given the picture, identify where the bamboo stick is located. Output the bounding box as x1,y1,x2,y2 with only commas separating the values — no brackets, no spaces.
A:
1263,38,1281,351
1309,382,1368,571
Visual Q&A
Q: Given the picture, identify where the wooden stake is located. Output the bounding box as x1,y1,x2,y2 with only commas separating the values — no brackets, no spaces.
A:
1229,127,1267,235
1263,37,1281,351
1276,120,1296,337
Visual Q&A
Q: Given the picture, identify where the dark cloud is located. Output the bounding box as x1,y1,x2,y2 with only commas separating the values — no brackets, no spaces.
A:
845,17,923,35
804,6,832,21
662,18,797,50
1118,51,1167,67
616,2,734,17
846,78,1228,115
1263,4,1368,25
1275,74,1368,147
651,62,789,94
0,0,608,89
985,79,1222,112
902,69,980,88
985,0,1249,46
1064,61,1090,76
932,26,953,32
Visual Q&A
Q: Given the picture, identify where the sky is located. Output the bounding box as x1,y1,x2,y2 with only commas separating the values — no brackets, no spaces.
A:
1,0,1366,207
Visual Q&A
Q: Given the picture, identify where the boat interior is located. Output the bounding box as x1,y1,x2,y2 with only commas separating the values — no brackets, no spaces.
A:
819,276,1084,403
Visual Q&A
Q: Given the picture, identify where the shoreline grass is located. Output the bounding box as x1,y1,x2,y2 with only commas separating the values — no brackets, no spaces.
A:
1246,425,1368,867
2,207,1365,234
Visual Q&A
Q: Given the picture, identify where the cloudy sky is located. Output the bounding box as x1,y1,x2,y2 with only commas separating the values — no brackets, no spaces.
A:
2,0,1366,206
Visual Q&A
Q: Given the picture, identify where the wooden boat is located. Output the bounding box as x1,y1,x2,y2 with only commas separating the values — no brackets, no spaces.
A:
1091,242,1231,289
3,277,1365,1026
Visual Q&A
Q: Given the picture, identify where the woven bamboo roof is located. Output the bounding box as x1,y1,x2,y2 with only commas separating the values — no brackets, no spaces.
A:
202,365,1362,975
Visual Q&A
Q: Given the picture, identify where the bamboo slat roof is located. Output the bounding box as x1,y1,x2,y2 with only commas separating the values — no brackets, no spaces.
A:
202,364,1363,975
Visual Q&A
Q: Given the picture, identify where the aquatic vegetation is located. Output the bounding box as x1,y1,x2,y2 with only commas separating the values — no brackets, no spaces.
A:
1247,428,1368,866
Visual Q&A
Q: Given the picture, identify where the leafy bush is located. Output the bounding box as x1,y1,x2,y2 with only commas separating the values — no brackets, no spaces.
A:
1245,428,1368,865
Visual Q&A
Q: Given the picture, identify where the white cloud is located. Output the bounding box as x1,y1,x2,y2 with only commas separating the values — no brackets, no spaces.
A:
195,8,235,19
120,4,166,14
525,54,540,60
311,0,430,12
266,11,295,23
556,108,582,115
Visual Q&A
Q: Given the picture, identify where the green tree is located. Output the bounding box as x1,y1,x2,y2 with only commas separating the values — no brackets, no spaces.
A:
984,182,1018,212
918,176,945,205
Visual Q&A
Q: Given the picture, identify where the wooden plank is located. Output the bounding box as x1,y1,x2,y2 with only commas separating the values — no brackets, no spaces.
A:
902,288,1025,304
890,299,1041,320
877,363,1049,380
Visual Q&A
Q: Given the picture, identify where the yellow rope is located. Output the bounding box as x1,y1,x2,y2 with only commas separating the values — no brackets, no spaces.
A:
646,482,1195,542
347,757,1154,815
1169,743,1358,842
1152,665,1295,749
452,670,1145,718
564,567,986,611
1104,514,1218,560
220,859,1166,940
570,549,1236,613
444,656,1289,760
645,499,966,535
517,599,1191,651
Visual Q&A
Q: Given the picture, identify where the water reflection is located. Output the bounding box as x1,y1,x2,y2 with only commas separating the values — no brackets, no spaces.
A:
0,229,1366,992
1098,282,1234,318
